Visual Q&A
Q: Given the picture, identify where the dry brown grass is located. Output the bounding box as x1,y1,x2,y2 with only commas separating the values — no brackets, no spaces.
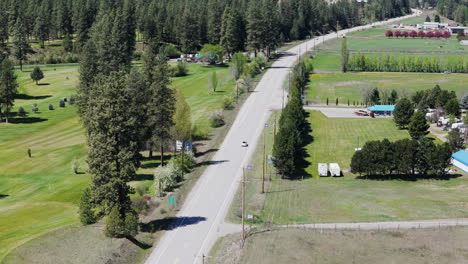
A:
209,227,468,264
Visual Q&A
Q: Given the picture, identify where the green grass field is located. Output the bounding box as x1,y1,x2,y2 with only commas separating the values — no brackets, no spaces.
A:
209,227,468,264
307,72,468,104
0,63,235,262
228,111,468,225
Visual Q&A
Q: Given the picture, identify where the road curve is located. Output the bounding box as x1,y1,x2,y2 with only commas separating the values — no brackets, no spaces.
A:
144,10,422,264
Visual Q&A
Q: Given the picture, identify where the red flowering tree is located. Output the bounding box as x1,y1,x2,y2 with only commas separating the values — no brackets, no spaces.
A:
395,30,402,38
409,30,417,38
417,30,425,38
402,31,409,38
385,30,393,38
443,31,451,38
434,31,442,38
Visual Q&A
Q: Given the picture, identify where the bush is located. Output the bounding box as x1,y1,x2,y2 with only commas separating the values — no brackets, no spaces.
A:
69,95,75,105
153,161,183,196
105,207,139,238
71,158,80,174
79,187,97,225
32,103,39,113
173,150,195,173
48,104,54,110
160,44,182,58
209,110,225,128
132,198,149,214
222,96,235,110
254,52,268,68
133,50,143,61
17,106,26,117
246,61,261,78
136,185,149,196
171,61,189,77
192,124,209,140
160,208,167,214
59,99,65,108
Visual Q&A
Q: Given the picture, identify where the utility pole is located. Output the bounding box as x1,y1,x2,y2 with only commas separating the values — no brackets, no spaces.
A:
241,167,246,242
262,131,266,194
273,115,277,146
202,254,205,264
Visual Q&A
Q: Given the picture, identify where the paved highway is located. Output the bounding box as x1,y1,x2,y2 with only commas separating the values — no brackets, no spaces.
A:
144,10,422,264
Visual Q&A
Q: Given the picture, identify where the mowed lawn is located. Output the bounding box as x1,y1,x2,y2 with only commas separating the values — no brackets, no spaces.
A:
229,111,468,225
0,66,88,261
307,72,468,104
0,63,234,261
210,227,468,264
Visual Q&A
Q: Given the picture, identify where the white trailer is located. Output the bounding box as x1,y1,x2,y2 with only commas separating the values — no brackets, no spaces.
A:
318,163,328,177
329,163,341,177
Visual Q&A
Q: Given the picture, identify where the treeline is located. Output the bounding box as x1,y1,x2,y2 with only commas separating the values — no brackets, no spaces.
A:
272,59,312,179
351,138,452,177
0,0,411,56
77,6,192,238
348,53,468,73
435,0,468,25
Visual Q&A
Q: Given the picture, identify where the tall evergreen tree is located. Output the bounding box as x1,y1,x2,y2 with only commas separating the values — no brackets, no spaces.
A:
0,58,18,123
12,17,31,71
408,111,429,139
393,98,414,129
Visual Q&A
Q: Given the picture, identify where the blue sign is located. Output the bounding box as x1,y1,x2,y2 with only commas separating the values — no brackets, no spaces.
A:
247,165,253,171
264,123,269,128
168,197,175,205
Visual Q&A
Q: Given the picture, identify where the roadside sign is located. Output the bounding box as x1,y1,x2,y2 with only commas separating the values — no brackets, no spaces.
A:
247,165,253,171
264,123,269,128
168,196,175,205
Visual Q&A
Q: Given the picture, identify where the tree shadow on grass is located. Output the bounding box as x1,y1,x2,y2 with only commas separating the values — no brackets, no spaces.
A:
0,194,8,199
8,117,48,124
139,216,207,233
16,94,52,100
37,83,50,86
194,160,228,168
133,174,153,181
194,148,218,158
355,173,463,181
291,112,314,180
126,236,152,249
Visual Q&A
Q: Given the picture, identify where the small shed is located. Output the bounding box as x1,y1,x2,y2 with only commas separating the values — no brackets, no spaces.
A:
318,163,328,177
460,40,468,46
368,105,395,116
452,150,468,173
329,163,341,177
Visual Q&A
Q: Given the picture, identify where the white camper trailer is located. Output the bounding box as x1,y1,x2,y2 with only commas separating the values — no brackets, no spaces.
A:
329,163,341,177
318,163,328,177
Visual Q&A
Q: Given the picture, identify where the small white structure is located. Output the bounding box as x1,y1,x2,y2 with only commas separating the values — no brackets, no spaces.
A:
452,150,468,173
318,163,328,177
329,163,341,177
451,123,465,130
460,40,468,46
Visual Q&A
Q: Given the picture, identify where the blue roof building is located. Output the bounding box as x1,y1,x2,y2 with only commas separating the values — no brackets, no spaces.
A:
452,150,468,173
367,105,396,116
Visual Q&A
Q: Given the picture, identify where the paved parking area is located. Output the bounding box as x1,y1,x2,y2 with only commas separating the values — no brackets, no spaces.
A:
304,107,393,118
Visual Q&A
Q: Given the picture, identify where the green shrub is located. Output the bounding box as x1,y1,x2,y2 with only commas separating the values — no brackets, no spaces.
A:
79,187,97,225
17,106,26,117
209,110,225,128
246,61,261,78
171,61,189,77
136,185,149,196
69,95,75,105
59,99,65,108
132,198,149,214
222,96,235,110
71,158,80,174
160,44,182,58
173,151,195,173
32,103,39,113
48,104,54,110
254,52,268,69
